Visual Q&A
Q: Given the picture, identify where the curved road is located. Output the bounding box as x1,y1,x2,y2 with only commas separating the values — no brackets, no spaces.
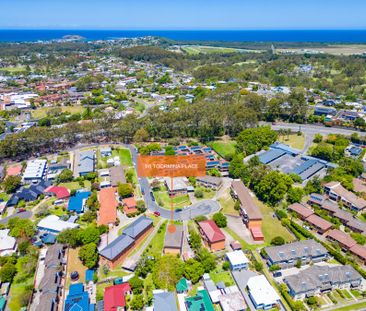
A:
128,145,221,220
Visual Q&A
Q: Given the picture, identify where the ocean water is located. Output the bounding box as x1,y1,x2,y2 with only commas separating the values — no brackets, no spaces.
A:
0,29,366,43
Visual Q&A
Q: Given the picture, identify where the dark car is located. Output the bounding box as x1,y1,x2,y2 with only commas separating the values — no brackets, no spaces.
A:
150,192,155,201
17,208,26,213
273,271,282,278
141,189,145,195
176,208,183,212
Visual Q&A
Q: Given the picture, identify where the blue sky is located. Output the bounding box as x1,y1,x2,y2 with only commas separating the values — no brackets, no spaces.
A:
1,0,366,30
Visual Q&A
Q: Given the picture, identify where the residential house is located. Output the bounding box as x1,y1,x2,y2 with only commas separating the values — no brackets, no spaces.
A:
37,215,79,234
226,250,249,271
185,290,214,311
0,229,17,256
164,177,188,196
153,292,178,311
98,187,118,226
264,240,328,269
324,181,366,211
326,229,357,251
77,150,95,176
109,166,126,186
246,275,280,310
67,190,91,213
305,214,333,234
103,283,131,311
176,278,190,294
37,244,65,311
44,185,70,200
122,197,137,215
7,180,51,207
198,220,226,252
99,216,153,269
285,265,363,300
23,159,47,183
100,147,112,157
196,176,222,190
288,203,314,220
231,180,263,241
64,283,94,311
163,225,184,256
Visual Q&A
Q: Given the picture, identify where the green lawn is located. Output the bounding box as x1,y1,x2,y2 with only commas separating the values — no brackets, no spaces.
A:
7,278,33,311
209,140,236,159
195,187,215,200
351,289,362,298
0,192,10,201
209,269,235,286
144,221,167,257
0,66,26,73
255,198,295,245
59,180,91,190
116,148,133,166
153,190,191,209
31,106,84,119
278,133,305,151
218,189,239,216
331,301,366,311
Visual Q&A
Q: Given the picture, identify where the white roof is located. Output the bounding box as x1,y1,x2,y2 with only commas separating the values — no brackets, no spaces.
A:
23,159,47,179
247,275,280,306
0,229,16,251
226,250,249,266
37,215,79,233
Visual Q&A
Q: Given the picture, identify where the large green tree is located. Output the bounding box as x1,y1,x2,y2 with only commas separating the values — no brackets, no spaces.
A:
78,243,98,269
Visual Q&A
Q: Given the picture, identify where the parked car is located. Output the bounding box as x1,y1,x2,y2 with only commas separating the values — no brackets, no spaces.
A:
176,208,183,212
153,211,160,216
273,271,282,278
113,278,124,285
150,192,155,201
17,208,26,213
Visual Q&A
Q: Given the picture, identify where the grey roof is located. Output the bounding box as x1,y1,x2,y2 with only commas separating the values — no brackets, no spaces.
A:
203,278,217,292
285,265,362,295
164,225,183,249
78,150,95,174
109,166,126,186
196,176,222,187
123,216,153,239
154,292,178,311
265,239,328,263
259,149,286,164
99,233,134,260
44,244,64,268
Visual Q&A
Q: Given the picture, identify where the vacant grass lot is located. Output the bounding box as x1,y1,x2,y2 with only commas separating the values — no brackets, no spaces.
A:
278,133,305,150
153,189,191,209
60,180,91,190
209,140,236,159
31,106,84,119
218,189,239,216
66,248,88,288
144,221,167,257
254,197,295,245
7,277,33,311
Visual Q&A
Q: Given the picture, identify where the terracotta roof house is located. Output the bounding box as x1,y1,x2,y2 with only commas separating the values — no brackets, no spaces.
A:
305,214,333,234
327,229,357,250
198,220,225,252
104,283,131,311
122,197,137,215
231,180,263,240
288,203,314,220
350,244,366,263
324,181,366,211
44,185,70,200
6,165,22,177
98,187,118,226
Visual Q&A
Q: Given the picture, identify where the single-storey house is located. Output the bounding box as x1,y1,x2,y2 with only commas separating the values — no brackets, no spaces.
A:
163,225,184,256
98,187,118,226
37,215,79,234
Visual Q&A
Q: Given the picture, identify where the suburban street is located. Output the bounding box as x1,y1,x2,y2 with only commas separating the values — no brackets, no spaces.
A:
128,144,221,220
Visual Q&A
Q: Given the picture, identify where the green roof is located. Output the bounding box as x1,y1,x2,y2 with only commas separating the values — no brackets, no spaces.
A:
0,297,6,311
176,278,188,292
185,290,214,311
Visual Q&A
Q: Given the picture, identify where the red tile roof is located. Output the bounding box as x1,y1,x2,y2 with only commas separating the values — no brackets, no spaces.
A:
327,229,357,249
6,165,22,176
123,197,137,209
104,283,131,311
250,227,264,240
44,186,70,199
98,187,118,226
306,214,333,232
288,203,314,219
350,244,366,261
198,220,225,243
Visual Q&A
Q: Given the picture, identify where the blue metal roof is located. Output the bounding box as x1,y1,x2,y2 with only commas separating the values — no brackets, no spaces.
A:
259,149,286,164
65,283,90,311
41,233,56,244
270,142,300,156
292,160,317,175
85,269,94,282
299,162,325,180
123,216,153,239
349,146,362,156
67,190,91,213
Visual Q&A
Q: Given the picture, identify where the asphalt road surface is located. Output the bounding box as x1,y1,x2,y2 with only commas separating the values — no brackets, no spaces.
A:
128,145,221,220
261,121,365,137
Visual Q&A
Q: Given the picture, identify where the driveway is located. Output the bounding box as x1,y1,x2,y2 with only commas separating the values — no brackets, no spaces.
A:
226,215,260,245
